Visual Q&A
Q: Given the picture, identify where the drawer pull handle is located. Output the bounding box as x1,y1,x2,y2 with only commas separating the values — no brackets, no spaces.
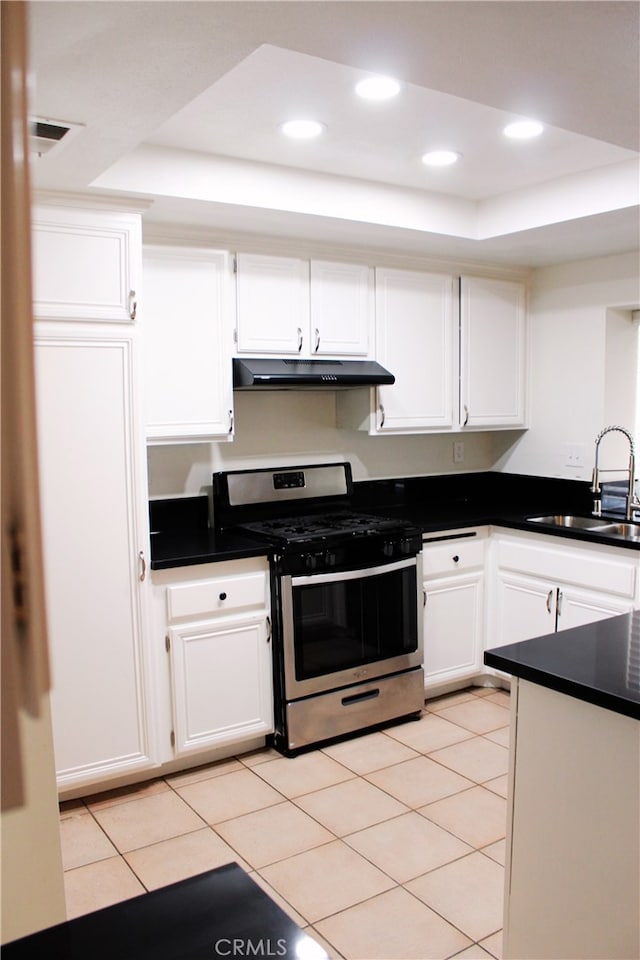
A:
342,688,380,707
452,555,460,563
219,591,227,601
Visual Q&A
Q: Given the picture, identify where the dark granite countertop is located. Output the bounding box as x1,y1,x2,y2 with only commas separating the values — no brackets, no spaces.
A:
150,529,269,570
149,472,640,570
2,863,323,959
485,611,640,720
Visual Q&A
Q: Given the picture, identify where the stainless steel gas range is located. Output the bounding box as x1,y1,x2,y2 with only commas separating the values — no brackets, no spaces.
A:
213,462,424,755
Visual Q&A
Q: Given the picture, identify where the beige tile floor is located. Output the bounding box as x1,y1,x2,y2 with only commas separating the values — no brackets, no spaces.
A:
59,686,510,960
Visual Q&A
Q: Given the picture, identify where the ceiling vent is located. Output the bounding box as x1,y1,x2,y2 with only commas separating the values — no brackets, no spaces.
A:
29,118,83,159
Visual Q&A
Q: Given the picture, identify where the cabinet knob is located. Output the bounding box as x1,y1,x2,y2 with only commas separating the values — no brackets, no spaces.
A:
219,591,227,601
452,555,460,563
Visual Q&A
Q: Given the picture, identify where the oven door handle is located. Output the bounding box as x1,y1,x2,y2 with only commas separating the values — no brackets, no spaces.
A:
290,555,416,587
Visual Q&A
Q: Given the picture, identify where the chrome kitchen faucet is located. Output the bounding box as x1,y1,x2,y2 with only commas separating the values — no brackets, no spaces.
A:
591,425,640,520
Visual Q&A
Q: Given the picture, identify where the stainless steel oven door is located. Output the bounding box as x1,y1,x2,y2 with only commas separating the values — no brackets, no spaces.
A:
280,554,423,700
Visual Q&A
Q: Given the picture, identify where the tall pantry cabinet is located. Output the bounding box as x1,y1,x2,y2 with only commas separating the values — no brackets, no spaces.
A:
32,204,156,793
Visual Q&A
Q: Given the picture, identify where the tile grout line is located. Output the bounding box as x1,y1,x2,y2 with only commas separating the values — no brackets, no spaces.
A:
58,687,508,957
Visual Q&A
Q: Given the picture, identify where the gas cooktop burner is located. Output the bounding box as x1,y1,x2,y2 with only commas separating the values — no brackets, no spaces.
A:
238,511,407,545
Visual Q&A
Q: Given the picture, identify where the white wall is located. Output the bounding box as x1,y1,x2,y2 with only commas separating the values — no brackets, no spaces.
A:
147,392,497,497
495,251,640,480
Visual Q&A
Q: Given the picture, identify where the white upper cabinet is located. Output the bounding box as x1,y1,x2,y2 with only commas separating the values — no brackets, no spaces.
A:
142,245,235,443
367,267,457,433
32,205,141,323
340,269,527,435
309,260,372,356
235,252,373,357
235,253,310,354
459,276,527,429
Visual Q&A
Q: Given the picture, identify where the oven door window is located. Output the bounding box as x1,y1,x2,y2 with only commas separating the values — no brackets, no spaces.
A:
291,563,418,681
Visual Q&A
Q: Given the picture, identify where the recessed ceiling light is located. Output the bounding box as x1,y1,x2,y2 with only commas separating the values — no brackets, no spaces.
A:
355,75,401,101
504,119,544,139
421,150,461,167
279,119,325,140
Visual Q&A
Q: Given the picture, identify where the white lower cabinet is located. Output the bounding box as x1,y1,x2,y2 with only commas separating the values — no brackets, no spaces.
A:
422,530,487,690
557,585,634,629
168,615,272,754
491,531,637,652
35,324,154,793
155,558,274,758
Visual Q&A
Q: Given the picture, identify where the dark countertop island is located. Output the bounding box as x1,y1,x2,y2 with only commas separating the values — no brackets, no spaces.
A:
492,618,639,959
2,863,325,960
485,609,640,720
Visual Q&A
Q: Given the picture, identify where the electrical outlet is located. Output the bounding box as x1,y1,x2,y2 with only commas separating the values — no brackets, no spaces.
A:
564,443,586,468
453,441,465,464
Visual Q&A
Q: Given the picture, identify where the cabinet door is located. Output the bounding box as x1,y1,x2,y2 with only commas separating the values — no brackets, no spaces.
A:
168,615,273,755
493,572,556,648
556,586,634,631
310,260,372,356
235,253,309,354
32,206,141,323
424,572,483,686
460,277,526,428
142,246,234,443
35,330,153,790
374,268,456,432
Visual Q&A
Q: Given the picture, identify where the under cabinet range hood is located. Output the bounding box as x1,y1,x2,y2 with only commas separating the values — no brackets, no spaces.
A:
232,357,395,390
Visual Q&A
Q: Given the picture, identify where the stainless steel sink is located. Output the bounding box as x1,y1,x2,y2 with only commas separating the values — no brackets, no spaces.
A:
527,514,640,541
591,521,640,541
527,515,606,530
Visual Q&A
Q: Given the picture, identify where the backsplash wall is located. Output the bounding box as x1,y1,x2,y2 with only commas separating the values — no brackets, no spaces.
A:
147,391,508,497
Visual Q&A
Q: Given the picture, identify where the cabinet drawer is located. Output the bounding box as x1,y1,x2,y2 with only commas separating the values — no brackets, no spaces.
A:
167,572,267,620
423,538,485,576
497,539,637,598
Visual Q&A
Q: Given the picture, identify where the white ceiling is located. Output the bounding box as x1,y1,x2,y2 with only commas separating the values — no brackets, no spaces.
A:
28,0,640,268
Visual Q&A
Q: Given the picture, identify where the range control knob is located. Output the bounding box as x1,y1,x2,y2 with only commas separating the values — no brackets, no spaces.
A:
382,541,395,558
304,553,318,571
323,550,337,568
399,538,414,555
